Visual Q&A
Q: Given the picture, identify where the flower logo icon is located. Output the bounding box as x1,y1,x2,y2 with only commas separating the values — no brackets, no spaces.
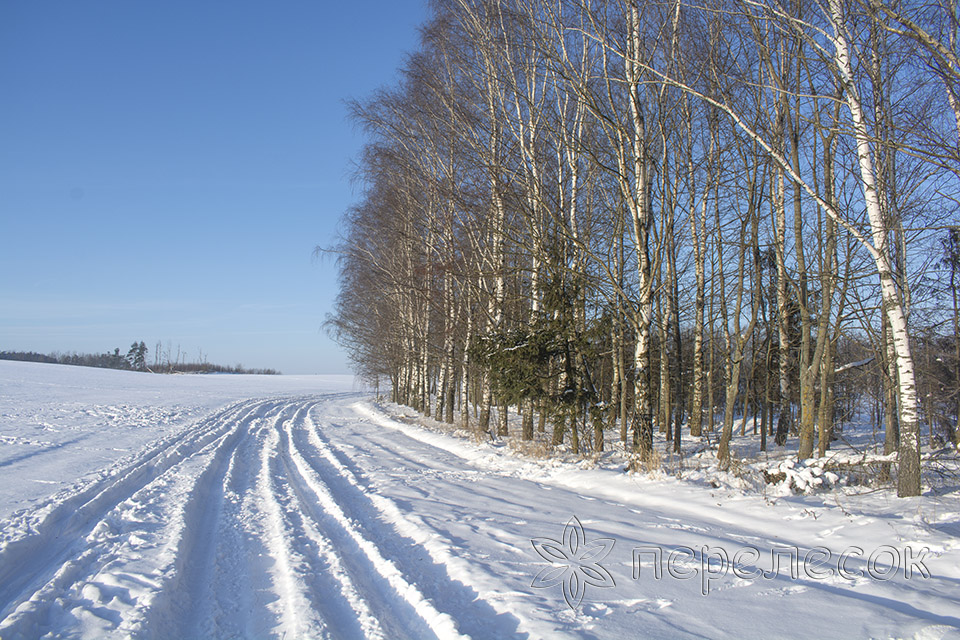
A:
531,516,616,609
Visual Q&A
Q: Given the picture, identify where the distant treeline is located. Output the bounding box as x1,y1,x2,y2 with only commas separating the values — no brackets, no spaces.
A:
0,345,280,376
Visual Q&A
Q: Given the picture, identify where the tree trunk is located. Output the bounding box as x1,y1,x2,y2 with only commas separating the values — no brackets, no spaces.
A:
829,0,921,496
522,399,535,441
627,3,655,461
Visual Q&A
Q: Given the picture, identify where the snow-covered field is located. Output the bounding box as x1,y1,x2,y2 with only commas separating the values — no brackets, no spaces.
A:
1,360,958,639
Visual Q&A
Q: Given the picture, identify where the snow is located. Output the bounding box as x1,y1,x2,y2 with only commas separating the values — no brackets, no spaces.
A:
1,360,959,639
0,361,354,521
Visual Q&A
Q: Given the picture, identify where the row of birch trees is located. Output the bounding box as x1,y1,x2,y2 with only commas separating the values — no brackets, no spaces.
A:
329,0,960,497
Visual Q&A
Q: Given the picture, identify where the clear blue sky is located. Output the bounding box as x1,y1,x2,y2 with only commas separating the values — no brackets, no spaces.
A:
0,1,428,374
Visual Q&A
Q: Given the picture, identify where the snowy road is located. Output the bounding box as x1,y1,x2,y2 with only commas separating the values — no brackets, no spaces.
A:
1,368,959,638
0,394,469,639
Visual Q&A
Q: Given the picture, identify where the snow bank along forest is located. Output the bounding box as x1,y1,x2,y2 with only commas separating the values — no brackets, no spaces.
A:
329,0,960,498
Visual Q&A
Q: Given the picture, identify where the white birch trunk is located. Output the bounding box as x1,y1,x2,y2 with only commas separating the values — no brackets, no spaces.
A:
829,0,921,496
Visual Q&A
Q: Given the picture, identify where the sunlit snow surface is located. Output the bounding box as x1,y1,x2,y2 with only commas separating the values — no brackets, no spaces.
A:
0,360,958,639
0,361,354,520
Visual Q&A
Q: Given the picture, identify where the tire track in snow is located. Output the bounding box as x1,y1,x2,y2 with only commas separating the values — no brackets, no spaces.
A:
164,397,395,639
255,404,329,638
0,392,480,639
278,401,468,640
135,396,371,640
296,405,525,639
136,399,289,640
273,402,388,639
0,398,269,633
172,402,266,639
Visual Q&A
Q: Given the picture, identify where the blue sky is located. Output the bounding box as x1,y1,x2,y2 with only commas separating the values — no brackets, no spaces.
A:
0,1,428,374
